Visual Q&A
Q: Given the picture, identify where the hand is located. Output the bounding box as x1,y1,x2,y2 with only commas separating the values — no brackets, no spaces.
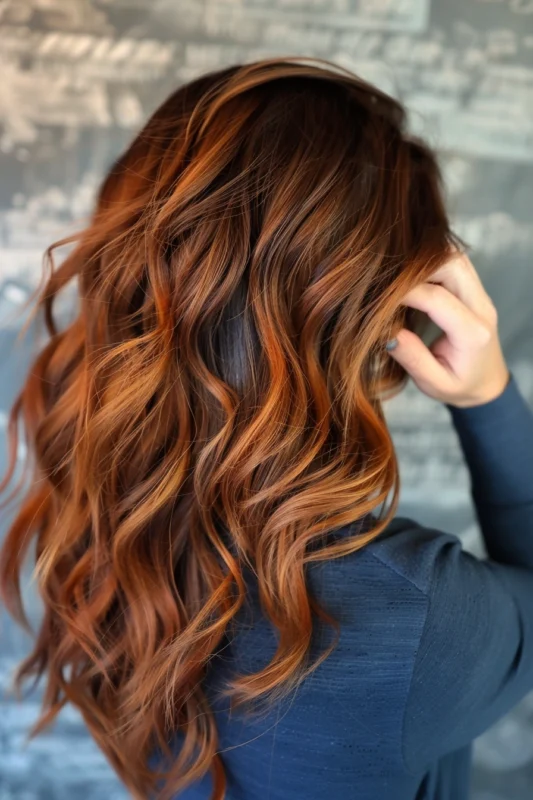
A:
386,250,510,408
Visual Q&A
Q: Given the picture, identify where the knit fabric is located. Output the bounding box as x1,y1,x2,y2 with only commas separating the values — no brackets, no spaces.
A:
156,372,533,800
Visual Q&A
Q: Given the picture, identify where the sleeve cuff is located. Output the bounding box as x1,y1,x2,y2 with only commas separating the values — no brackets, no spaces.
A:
445,371,513,418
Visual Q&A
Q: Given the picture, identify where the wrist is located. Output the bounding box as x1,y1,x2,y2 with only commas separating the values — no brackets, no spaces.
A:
450,369,511,409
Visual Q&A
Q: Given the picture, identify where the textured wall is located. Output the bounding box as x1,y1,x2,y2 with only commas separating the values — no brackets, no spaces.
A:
1,1,533,798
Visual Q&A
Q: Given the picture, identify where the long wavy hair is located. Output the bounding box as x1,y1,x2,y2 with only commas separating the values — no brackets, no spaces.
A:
0,56,464,799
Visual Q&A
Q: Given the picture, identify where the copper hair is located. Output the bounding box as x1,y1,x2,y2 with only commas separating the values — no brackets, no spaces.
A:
0,57,464,799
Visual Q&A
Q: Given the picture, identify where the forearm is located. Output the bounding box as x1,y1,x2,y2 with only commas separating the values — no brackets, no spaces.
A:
446,371,533,565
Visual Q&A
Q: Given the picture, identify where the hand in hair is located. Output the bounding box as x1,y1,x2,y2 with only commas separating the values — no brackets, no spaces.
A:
386,250,510,408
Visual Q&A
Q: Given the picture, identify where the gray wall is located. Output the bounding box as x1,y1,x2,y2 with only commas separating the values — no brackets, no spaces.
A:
1,1,533,798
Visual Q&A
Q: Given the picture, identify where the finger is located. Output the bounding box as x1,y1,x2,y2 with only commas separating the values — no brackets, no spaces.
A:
397,282,490,350
426,250,495,320
387,328,456,395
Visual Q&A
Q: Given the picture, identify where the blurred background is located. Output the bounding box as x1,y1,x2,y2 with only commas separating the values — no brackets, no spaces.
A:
0,1,532,798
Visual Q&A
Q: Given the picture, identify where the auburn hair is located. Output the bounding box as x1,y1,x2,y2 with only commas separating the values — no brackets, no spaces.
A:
0,56,464,799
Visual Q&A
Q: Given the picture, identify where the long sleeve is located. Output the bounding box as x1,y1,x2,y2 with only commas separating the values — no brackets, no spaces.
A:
446,371,533,564
400,370,533,775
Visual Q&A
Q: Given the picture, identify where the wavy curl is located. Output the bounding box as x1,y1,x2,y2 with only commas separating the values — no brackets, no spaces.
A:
0,56,464,799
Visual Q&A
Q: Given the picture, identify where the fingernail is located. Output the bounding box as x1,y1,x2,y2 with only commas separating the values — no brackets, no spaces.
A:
385,338,398,351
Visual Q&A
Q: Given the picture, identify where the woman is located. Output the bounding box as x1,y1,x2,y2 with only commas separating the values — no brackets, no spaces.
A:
0,56,531,800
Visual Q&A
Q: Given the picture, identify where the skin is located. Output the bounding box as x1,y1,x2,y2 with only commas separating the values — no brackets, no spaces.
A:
387,250,511,408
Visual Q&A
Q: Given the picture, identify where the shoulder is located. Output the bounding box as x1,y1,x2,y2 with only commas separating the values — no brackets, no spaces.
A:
303,514,530,776
365,514,465,596
305,513,491,661
304,516,449,644
308,513,465,601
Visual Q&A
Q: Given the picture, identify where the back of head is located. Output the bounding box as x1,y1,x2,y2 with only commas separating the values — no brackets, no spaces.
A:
0,57,463,800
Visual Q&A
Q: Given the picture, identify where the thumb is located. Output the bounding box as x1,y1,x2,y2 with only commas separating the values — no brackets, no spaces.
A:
386,328,453,399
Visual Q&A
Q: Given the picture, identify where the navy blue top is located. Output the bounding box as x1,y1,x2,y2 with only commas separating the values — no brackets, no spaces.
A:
157,371,533,800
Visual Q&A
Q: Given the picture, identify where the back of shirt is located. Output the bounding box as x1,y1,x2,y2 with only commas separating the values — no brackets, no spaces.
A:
199,518,427,800
153,372,533,800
